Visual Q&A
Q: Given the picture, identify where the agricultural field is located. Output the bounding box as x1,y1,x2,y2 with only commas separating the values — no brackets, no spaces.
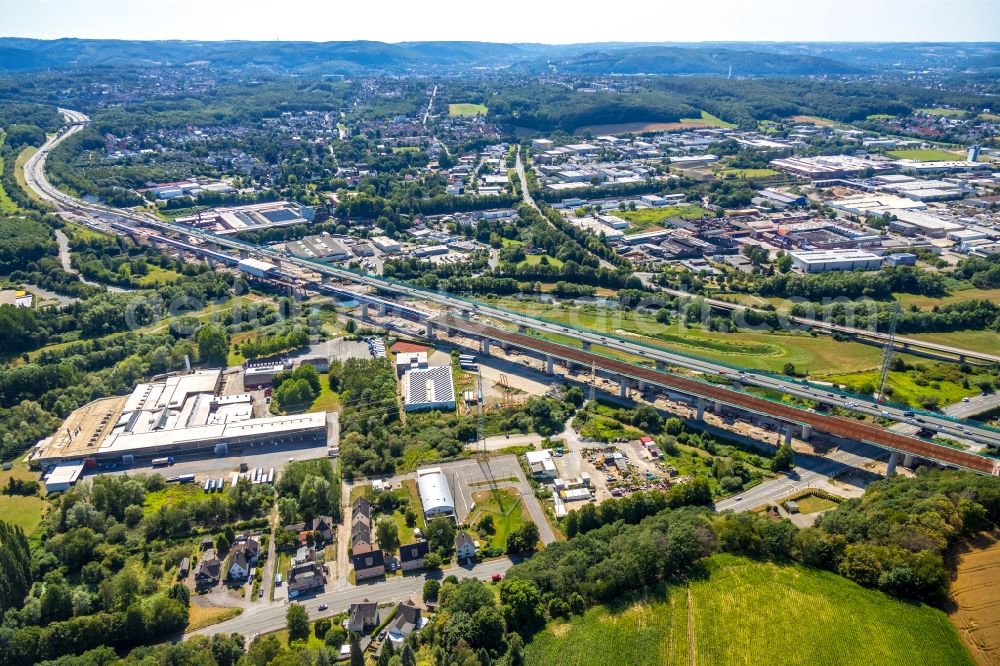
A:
949,531,1000,666
616,204,714,234
887,148,962,161
525,554,974,666
575,111,735,136
466,487,531,551
788,115,838,126
449,103,488,117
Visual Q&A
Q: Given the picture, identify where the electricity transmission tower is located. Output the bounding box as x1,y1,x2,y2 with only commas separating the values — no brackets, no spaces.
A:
876,302,901,403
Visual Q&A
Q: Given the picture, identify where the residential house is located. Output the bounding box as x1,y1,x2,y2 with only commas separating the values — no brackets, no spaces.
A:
352,549,386,581
288,559,326,597
398,541,429,572
455,532,477,562
194,549,222,587
386,600,426,648
347,600,380,633
352,497,373,554
228,537,261,580
309,515,335,542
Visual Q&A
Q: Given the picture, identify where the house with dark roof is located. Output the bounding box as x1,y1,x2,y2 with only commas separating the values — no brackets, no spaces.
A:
309,515,335,542
347,600,380,633
386,600,426,648
194,549,222,587
352,549,385,581
228,536,261,580
455,532,476,562
399,541,429,572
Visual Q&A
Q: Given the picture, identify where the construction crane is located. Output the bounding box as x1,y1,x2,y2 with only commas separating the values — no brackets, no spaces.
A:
876,302,901,403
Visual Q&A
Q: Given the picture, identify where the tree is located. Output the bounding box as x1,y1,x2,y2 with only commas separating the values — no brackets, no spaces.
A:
196,324,229,367
286,603,310,644
506,522,540,554
782,362,797,377
315,617,332,639
777,253,793,273
498,578,544,634
376,518,400,553
423,579,440,603
426,516,456,553
349,633,364,666
772,444,794,472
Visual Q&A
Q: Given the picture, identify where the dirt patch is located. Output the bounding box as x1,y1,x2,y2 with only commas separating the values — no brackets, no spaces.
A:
549,622,571,638
949,530,1000,666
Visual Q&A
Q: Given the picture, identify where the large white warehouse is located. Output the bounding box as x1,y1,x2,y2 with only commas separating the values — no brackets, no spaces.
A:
416,467,455,520
789,249,883,274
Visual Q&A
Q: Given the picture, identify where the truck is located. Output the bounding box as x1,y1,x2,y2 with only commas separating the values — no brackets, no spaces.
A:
152,457,175,467
239,462,249,473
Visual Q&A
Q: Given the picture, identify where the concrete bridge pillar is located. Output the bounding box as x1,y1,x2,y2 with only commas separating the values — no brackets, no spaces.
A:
501,342,510,353
482,339,491,355
655,360,666,371
886,452,900,476
801,424,812,441
783,427,793,446
903,453,915,468
360,303,369,320
461,309,471,319
517,325,527,334
958,354,966,364
545,355,554,374
377,302,387,317
713,401,722,415
582,341,591,351
321,274,331,285
696,397,705,421
425,321,434,339
619,380,628,399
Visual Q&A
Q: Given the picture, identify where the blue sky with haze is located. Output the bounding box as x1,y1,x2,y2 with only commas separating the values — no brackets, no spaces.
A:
7,0,999,42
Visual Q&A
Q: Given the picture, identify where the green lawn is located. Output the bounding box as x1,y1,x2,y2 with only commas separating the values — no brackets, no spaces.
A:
392,146,422,153
794,493,840,514
616,205,714,234
308,373,340,413
133,264,185,286
386,480,426,547
525,554,973,666
905,329,1000,358
521,254,564,268
449,103,488,117
866,113,897,120
466,487,531,551
894,287,1000,310
267,621,328,648
0,495,48,535
887,148,962,161
143,483,206,516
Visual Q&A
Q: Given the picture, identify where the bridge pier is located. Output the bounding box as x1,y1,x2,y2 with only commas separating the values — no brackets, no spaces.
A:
903,453,915,468
360,303,369,320
518,325,527,334
655,360,666,371
619,380,628,399
801,424,812,441
501,342,510,353
582,341,591,351
783,427,793,446
425,321,434,339
377,303,387,317
322,274,331,286
461,309,471,319
958,354,966,364
545,355,554,374
482,339,491,355
886,452,900,476
713,400,722,415
696,397,705,421
239,249,249,259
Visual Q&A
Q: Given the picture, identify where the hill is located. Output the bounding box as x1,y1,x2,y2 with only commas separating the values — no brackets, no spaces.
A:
524,554,973,666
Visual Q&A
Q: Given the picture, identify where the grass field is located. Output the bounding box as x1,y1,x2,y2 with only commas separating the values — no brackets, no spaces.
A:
904,329,1000,358
887,148,962,161
186,605,242,632
827,369,979,408
467,488,531,551
267,621,328,648
133,264,185,286
575,111,735,136
0,154,17,214
866,113,898,121
893,287,1000,309
392,146,422,153
143,483,206,516
491,298,884,376
384,480,426,548
449,103,488,117
521,254,563,268
717,168,781,180
918,107,967,118
795,493,839,514
979,113,1000,122
616,204,713,234
0,461,49,535
309,373,340,413
789,115,839,126
525,554,974,666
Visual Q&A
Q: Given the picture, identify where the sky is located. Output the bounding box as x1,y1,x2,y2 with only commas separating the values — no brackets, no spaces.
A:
5,0,1000,43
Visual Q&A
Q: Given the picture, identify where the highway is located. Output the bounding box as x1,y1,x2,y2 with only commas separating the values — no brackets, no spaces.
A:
653,285,1000,365
25,109,1000,462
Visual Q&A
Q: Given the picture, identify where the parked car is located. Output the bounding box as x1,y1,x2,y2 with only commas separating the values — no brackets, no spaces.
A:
318,604,328,611
491,573,502,583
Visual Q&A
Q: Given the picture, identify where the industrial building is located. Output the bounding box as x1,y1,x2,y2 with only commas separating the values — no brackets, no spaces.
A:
176,201,312,235
284,233,351,262
789,249,884,273
403,366,456,412
33,369,328,467
415,467,455,519
43,462,85,492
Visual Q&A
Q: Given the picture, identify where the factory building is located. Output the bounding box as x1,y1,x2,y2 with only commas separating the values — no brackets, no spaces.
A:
415,467,455,519
789,249,884,273
403,366,456,413
33,369,328,467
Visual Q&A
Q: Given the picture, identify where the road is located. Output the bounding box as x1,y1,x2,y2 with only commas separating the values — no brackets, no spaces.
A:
54,228,129,292
189,557,515,639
